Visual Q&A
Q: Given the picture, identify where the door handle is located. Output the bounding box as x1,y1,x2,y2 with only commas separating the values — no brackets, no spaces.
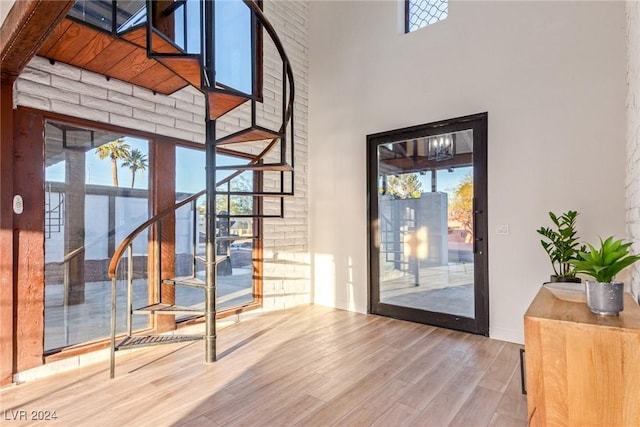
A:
472,197,483,254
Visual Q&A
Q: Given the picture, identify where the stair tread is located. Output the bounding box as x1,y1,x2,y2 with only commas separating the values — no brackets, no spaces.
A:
216,127,282,146
157,56,201,88
189,255,228,262
216,191,292,197
133,303,205,315
122,27,181,54
216,163,293,172
120,26,201,88
216,236,257,241
121,27,200,58
116,334,202,350
207,88,251,119
163,276,205,288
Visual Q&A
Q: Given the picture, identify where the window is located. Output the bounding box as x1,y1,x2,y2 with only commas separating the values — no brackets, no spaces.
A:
405,0,448,33
44,121,151,352
174,147,259,319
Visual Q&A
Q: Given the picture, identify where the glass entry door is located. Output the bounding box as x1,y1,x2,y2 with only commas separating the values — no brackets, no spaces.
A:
368,113,488,335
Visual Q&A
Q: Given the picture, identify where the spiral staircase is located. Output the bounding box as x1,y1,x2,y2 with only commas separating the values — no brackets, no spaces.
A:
38,0,295,378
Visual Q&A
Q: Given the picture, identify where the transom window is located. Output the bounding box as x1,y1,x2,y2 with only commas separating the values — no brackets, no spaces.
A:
405,0,448,33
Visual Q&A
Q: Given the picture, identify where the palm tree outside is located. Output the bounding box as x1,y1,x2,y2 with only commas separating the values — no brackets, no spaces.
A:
95,138,131,187
121,148,148,188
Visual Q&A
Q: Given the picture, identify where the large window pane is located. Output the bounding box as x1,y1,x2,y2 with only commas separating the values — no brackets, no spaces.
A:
174,147,256,317
215,0,253,93
44,122,150,352
378,130,474,318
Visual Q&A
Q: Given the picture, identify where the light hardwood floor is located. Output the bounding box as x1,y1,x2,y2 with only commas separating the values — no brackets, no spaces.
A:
0,305,527,426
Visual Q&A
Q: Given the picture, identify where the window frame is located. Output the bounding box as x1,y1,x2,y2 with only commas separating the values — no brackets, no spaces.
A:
31,108,264,361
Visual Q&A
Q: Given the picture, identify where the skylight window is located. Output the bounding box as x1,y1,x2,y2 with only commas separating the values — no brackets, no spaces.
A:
406,0,448,33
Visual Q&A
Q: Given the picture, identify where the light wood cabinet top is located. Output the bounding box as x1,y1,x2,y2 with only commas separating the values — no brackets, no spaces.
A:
525,286,640,329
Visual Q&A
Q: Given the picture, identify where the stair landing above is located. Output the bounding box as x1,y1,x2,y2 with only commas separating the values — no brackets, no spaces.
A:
37,18,191,95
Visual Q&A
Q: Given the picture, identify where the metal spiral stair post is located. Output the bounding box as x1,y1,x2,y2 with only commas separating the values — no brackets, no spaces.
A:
105,0,295,378
204,0,217,361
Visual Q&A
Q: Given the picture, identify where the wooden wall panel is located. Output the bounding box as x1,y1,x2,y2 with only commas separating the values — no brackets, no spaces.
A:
0,78,15,386
13,108,45,372
150,138,176,333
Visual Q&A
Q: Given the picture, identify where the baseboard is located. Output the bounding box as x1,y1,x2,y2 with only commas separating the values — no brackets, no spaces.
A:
490,326,524,345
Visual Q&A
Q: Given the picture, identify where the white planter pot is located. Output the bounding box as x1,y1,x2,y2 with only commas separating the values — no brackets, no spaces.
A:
585,281,624,316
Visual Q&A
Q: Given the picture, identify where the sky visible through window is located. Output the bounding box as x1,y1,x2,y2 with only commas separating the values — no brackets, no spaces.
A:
48,144,248,193
215,0,253,94
418,166,471,197
46,137,149,189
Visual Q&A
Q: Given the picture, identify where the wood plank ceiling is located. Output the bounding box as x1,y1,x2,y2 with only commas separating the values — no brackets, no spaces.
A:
37,18,200,95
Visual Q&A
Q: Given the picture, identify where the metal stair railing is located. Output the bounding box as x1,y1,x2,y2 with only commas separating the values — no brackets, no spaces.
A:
44,187,64,239
108,189,204,378
379,208,420,286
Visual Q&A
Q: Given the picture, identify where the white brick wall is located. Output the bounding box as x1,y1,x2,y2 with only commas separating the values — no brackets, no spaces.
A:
16,56,207,143
256,0,310,314
214,1,311,316
626,0,640,301
14,1,310,315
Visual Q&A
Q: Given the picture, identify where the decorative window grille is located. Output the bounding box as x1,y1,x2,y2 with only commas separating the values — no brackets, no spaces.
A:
405,0,448,33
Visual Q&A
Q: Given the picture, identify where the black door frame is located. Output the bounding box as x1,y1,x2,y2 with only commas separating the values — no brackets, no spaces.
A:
367,112,489,336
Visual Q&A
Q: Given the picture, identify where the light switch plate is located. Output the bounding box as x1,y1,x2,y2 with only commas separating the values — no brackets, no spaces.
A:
13,195,23,214
496,224,510,235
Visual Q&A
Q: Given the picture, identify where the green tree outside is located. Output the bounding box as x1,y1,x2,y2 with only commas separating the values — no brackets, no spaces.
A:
121,148,148,188
449,172,473,241
385,173,422,199
95,138,131,187
197,175,254,215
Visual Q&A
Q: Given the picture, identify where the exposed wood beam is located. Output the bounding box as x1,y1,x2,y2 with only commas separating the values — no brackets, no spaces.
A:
150,138,177,334
13,108,45,372
0,0,74,79
0,77,15,386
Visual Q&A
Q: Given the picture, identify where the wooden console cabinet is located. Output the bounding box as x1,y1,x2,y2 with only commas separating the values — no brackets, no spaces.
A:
524,287,640,426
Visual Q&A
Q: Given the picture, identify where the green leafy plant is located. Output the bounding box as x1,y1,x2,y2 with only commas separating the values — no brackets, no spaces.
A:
536,210,584,279
569,236,640,283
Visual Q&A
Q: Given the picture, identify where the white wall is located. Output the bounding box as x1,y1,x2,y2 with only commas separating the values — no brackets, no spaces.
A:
627,0,640,302
309,0,628,343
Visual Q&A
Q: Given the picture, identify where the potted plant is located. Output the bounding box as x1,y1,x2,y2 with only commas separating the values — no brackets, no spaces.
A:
569,236,640,316
537,210,585,283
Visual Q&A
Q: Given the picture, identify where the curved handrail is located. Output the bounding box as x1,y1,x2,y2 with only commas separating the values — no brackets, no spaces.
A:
63,246,85,264
244,0,295,125
213,0,295,186
45,194,65,217
107,189,205,278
